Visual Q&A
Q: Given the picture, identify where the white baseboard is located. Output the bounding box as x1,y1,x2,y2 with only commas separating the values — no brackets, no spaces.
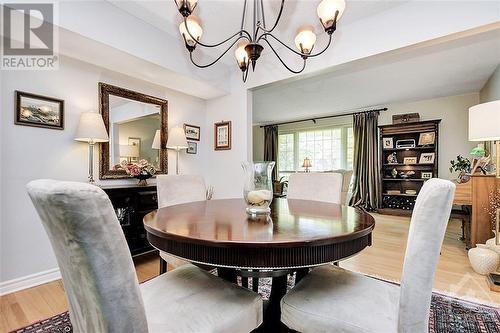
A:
0,268,61,296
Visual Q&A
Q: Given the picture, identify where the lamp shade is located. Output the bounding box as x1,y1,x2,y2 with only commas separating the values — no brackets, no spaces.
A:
120,144,139,158
302,158,312,168
75,112,109,143
469,100,500,141
166,127,189,150
152,130,161,149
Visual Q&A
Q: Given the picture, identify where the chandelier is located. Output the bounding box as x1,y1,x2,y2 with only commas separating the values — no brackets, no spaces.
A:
175,0,346,82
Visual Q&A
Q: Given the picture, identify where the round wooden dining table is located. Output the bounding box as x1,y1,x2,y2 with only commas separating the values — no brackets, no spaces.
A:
143,198,375,331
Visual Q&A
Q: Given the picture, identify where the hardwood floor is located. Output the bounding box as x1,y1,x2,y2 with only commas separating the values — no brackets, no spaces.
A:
1,215,499,332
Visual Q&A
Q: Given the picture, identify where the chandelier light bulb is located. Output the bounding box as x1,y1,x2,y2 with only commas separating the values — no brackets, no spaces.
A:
179,15,203,48
235,41,250,71
294,26,317,55
317,0,345,31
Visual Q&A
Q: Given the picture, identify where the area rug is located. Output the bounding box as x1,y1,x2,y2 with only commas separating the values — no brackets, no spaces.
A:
10,275,500,333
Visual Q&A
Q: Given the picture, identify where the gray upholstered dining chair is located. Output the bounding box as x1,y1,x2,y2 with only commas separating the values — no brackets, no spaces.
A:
156,174,207,272
287,173,344,204
27,179,262,333
281,178,455,333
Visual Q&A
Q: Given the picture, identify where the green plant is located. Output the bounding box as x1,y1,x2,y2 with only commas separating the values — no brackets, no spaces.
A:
449,155,471,174
274,176,288,186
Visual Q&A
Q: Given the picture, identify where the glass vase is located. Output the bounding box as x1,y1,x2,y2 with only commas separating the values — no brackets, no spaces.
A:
242,161,275,215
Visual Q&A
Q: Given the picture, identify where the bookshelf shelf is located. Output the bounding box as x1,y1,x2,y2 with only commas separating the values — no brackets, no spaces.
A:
379,119,441,215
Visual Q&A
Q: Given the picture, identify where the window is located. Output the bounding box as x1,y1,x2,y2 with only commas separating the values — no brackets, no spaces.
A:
278,125,353,177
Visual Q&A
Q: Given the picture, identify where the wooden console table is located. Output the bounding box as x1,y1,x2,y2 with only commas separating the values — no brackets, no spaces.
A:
453,175,499,247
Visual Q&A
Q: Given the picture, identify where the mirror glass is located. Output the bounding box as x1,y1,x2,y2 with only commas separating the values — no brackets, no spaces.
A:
108,95,161,170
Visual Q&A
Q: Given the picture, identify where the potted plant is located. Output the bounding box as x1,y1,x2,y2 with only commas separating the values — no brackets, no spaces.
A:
273,176,288,195
449,155,471,183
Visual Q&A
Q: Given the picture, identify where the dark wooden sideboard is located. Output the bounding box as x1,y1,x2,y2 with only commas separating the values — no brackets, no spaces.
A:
102,184,158,256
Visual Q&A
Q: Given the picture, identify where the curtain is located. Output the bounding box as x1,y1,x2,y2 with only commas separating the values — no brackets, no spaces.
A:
349,111,381,211
264,125,278,181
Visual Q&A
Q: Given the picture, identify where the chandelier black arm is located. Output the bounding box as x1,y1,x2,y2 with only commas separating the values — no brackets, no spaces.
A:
255,0,285,35
189,35,250,68
262,38,306,74
258,32,333,58
183,17,252,48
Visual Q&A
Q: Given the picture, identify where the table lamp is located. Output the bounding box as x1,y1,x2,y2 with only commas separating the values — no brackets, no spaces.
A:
120,144,140,163
166,126,188,175
469,100,500,246
469,100,500,177
302,157,312,173
75,112,109,184
152,130,161,149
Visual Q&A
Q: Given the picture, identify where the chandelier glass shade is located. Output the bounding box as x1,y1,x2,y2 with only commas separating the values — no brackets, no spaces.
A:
175,0,345,82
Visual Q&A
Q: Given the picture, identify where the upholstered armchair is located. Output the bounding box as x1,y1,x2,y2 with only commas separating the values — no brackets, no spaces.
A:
280,178,455,332
287,173,344,204
27,180,262,333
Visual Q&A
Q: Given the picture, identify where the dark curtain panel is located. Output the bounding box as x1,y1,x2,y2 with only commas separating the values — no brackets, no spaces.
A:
264,125,279,181
349,111,381,211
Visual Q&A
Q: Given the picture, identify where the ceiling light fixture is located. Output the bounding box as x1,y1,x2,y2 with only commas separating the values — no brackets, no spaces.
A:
175,0,345,82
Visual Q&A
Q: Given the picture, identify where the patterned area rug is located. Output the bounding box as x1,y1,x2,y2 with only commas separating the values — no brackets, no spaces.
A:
10,275,500,333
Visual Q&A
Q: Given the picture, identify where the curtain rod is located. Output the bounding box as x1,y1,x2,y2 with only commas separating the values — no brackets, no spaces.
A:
259,107,388,128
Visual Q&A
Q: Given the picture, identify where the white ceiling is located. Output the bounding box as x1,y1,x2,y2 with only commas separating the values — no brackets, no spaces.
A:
109,0,406,67
252,28,500,124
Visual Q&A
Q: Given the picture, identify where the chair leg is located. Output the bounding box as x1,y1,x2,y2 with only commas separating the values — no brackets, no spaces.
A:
159,258,167,274
252,277,259,292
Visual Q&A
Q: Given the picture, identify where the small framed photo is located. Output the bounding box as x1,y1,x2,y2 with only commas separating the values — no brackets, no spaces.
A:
186,141,197,154
214,121,231,150
383,137,394,149
421,172,433,179
419,152,435,164
184,124,200,141
15,91,64,130
418,132,435,146
403,157,418,165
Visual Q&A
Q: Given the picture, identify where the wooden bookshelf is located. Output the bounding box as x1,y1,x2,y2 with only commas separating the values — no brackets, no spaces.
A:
378,119,441,215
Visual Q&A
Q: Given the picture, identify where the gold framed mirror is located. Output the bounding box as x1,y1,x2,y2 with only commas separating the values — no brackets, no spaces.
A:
99,83,168,179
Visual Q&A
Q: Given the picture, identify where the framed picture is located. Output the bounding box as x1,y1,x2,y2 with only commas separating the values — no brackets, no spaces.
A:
383,137,393,149
418,132,435,146
186,141,197,154
403,157,418,165
419,152,435,164
184,124,200,141
15,91,64,130
128,137,141,162
421,172,433,179
214,121,231,150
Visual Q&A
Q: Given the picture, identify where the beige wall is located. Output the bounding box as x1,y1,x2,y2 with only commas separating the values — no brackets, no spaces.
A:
480,65,500,103
253,126,265,161
253,93,479,180
380,93,479,179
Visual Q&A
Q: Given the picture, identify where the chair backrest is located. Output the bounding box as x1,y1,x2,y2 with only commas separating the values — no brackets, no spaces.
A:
287,173,343,204
156,174,206,208
27,180,148,333
398,178,455,332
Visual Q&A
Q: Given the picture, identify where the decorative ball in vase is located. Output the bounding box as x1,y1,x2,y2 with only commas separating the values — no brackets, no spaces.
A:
118,159,156,186
242,161,275,216
468,244,499,275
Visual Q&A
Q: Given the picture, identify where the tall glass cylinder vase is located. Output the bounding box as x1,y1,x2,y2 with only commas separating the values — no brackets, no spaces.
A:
242,161,275,215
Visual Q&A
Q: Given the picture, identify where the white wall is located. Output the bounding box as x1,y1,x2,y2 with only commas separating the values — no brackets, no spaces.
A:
480,65,500,103
0,56,207,286
204,73,252,199
380,93,479,179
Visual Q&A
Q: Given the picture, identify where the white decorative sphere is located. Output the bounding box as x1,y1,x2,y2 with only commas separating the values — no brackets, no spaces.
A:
468,244,499,275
